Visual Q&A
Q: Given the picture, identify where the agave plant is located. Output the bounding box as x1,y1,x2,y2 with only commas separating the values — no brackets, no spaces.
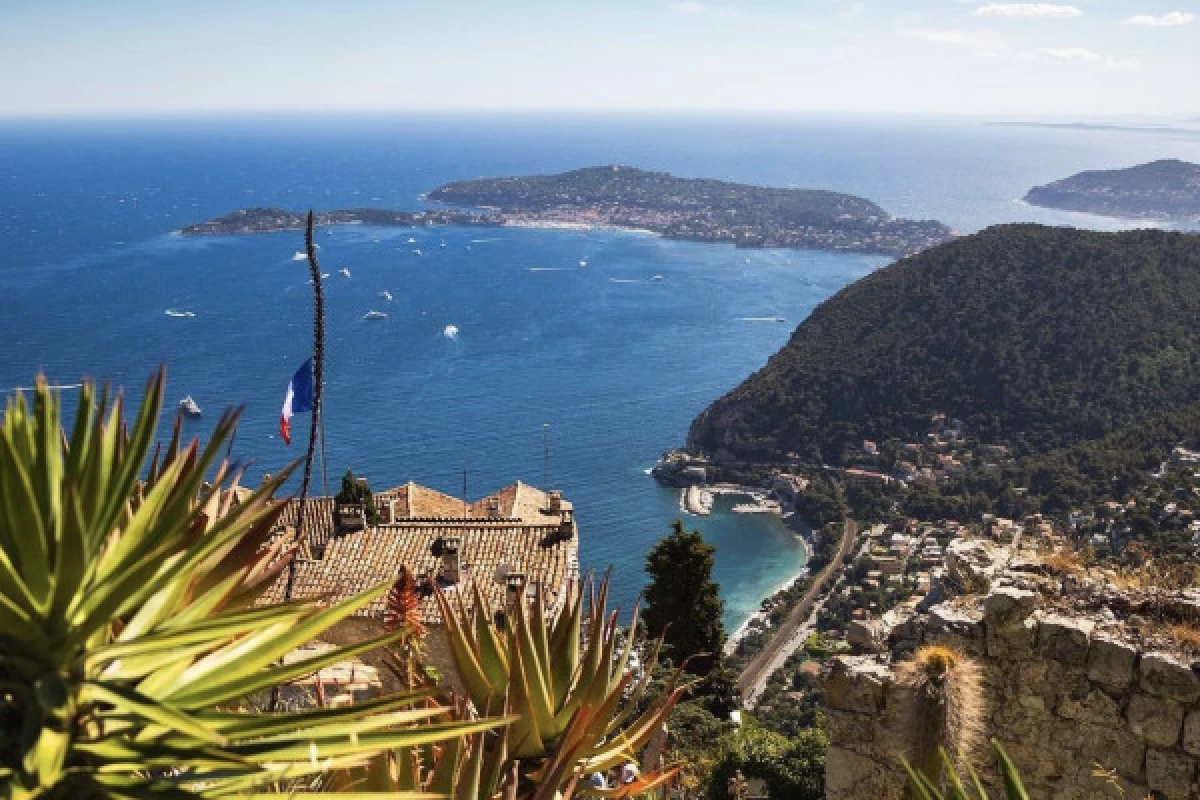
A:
0,372,503,799
904,740,1029,800
435,576,686,798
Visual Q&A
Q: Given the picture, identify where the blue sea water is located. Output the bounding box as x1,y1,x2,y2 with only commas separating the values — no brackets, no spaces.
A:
2,113,1199,629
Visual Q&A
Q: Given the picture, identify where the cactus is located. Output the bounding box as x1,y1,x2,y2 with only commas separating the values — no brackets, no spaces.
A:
895,645,985,789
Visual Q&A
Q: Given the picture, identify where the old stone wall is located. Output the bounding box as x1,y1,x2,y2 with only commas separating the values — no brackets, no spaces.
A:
826,544,1200,799
324,617,462,695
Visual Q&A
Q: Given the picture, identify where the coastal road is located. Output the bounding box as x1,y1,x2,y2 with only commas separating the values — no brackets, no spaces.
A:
736,518,858,708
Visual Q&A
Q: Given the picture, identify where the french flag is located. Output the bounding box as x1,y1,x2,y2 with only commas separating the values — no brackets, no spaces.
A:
280,358,314,446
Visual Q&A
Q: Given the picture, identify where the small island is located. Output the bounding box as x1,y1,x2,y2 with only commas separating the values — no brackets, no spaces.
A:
1024,158,1200,222
180,166,953,257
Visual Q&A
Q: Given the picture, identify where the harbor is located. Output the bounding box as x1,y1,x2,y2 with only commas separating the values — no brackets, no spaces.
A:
680,483,782,517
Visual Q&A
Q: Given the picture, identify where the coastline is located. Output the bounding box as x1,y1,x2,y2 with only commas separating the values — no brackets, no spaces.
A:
723,513,813,655
724,552,810,656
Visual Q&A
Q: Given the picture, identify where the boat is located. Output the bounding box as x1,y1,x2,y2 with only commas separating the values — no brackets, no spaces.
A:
291,251,307,261
578,260,588,268
379,290,393,301
179,395,202,417
439,240,448,248
363,310,388,320
443,324,459,338
164,309,196,318
412,249,423,256
407,237,417,244
652,274,664,281
339,268,351,278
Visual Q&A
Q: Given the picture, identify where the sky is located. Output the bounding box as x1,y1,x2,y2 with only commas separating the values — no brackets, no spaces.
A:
0,0,1196,116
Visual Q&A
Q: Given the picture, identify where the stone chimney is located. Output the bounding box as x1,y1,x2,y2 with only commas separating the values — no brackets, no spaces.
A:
442,535,463,584
504,570,526,609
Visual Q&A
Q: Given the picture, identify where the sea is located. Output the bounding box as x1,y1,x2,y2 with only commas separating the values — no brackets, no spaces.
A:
3,113,1200,630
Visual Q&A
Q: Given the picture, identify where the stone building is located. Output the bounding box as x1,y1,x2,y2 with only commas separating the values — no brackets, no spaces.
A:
826,537,1200,800
259,480,579,691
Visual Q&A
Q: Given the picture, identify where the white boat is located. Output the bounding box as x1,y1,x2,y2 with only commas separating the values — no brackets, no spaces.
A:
379,290,393,302
412,249,423,256
164,309,196,318
578,260,588,268
291,251,307,261
407,237,417,244
179,395,202,417
652,274,664,281
363,310,388,320
339,268,351,278
443,324,459,338
439,240,447,248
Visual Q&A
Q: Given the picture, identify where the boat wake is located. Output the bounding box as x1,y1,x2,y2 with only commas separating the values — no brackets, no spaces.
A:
527,267,565,272
4,382,84,394
608,278,641,284
164,309,196,318
737,316,786,322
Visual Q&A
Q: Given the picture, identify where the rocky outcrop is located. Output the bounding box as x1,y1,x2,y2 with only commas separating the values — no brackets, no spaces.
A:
826,540,1200,799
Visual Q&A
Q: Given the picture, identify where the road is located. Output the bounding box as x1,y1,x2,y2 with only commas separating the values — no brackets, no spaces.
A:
736,518,859,707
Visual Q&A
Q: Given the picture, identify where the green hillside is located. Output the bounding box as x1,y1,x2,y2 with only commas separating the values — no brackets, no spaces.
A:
687,224,1200,463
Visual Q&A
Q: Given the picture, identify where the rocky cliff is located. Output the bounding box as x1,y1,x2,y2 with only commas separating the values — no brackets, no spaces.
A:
826,538,1200,799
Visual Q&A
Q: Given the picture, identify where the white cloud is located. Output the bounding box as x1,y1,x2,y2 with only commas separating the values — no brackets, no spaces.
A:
1035,47,1141,68
667,2,742,17
1038,46,1100,60
974,3,1082,18
904,28,993,46
1122,11,1195,27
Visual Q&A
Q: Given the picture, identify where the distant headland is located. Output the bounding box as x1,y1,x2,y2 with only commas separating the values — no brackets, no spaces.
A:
1023,158,1200,222
180,166,954,257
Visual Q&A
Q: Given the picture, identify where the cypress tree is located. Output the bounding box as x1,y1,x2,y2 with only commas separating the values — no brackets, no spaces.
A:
643,520,725,675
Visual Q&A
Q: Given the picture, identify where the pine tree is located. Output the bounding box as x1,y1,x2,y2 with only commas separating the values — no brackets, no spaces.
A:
643,520,725,674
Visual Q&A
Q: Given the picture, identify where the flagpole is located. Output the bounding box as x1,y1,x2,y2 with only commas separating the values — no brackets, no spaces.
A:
272,210,325,712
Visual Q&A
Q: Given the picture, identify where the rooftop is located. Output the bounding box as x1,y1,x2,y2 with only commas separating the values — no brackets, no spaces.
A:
260,481,578,626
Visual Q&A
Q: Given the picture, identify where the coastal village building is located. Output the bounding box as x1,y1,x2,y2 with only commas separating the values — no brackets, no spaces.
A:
259,480,579,690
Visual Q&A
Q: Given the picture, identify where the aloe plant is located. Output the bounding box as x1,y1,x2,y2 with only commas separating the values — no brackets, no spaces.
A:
435,575,687,798
0,372,503,799
904,741,1030,800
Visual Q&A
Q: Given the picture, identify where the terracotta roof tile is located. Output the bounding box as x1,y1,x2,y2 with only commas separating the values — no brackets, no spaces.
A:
260,482,579,625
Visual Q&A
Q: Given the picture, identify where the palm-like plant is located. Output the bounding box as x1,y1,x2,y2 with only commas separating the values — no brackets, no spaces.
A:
435,577,686,798
0,372,501,799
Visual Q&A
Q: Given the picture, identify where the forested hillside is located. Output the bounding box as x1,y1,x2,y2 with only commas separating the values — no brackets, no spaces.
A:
688,225,1200,463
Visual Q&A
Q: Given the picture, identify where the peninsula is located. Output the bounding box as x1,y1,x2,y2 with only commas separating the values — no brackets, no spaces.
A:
1023,158,1200,221
179,166,954,257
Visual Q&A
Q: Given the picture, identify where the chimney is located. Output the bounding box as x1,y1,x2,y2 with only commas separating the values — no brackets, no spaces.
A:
547,490,562,513
504,570,526,609
442,535,463,584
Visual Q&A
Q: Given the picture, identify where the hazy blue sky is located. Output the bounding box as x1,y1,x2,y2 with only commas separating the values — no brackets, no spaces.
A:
1,1,1195,116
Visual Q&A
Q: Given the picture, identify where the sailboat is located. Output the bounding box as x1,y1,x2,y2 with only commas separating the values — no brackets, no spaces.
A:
179,395,202,417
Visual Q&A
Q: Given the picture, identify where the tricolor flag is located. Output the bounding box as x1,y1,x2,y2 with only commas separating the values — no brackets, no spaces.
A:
280,358,314,446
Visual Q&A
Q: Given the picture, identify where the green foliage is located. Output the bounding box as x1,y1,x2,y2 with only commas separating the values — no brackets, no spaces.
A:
689,225,1200,463
707,721,826,800
794,476,846,530
904,741,1030,800
643,521,725,674
335,468,379,525
0,373,499,799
